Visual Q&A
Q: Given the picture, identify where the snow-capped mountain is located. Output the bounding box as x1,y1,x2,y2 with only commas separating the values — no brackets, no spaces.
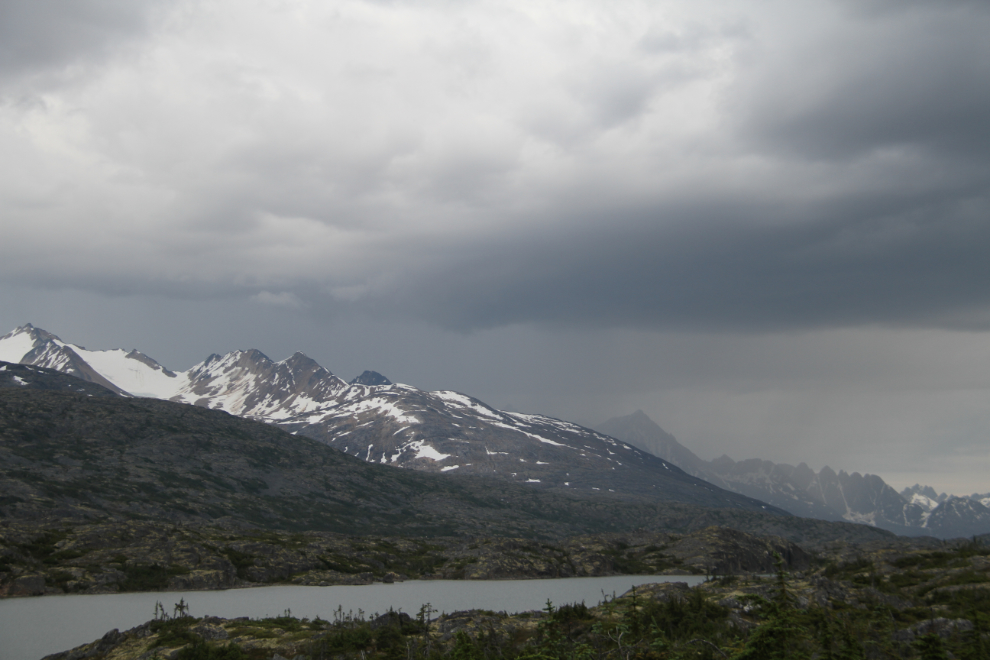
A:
923,497,990,538
597,410,990,538
0,324,782,514
0,324,151,396
900,484,949,513
0,325,349,418
175,350,349,420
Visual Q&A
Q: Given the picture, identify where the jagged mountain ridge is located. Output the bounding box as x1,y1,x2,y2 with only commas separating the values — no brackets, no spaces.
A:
0,325,783,514
597,410,990,538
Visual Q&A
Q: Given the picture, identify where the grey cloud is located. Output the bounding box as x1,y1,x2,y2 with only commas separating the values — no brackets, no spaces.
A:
1,0,988,338
385,189,990,333
730,2,990,160
0,0,153,81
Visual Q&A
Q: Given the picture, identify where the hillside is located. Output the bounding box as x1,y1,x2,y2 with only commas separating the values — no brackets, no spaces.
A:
0,386,674,539
0,380,898,543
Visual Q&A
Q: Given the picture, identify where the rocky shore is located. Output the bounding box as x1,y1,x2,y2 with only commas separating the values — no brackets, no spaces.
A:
1,522,808,598
40,537,990,660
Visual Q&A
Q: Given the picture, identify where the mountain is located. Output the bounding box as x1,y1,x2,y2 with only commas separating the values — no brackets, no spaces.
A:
923,497,990,538
0,381,895,548
900,484,949,514
0,324,138,395
596,410,710,476
0,325,782,515
350,370,392,386
0,384,651,538
596,410,990,538
0,361,119,397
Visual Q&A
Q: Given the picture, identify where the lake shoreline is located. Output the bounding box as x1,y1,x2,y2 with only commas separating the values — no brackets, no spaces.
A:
0,569,707,600
3,521,815,600
1,575,709,660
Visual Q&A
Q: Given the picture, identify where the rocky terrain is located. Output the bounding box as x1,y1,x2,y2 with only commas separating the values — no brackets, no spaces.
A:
598,410,990,538
42,536,990,660
0,523,810,598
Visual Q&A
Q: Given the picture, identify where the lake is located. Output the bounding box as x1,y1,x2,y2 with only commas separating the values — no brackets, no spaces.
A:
0,575,705,660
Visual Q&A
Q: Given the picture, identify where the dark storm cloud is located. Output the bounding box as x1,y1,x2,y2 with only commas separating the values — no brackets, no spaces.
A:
729,2,990,161
394,186,990,332
0,0,152,80
1,0,988,338
356,0,990,335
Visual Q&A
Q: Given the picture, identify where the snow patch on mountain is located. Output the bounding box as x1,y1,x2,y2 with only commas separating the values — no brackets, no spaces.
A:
0,328,37,364
407,439,450,462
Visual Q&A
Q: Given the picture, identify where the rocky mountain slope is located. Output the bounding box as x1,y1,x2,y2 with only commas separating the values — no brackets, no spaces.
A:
0,325,781,514
0,384,674,540
597,410,990,538
0,376,898,542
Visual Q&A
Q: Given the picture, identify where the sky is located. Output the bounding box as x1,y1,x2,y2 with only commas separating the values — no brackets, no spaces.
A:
1,0,989,495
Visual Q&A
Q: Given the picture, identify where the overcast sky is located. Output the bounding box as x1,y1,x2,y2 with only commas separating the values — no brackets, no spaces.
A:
2,0,989,494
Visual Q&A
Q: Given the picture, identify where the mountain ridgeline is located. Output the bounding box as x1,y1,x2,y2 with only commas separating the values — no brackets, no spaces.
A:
1,323,987,538
0,325,782,515
596,410,990,539
0,362,901,551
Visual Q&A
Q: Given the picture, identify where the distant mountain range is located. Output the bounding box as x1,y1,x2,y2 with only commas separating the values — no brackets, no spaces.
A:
2,323,987,538
0,325,780,515
0,357,897,549
596,410,990,539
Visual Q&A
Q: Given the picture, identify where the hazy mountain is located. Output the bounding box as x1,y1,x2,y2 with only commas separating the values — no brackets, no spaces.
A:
0,325,783,515
922,497,990,539
596,410,989,539
900,484,949,513
596,410,710,477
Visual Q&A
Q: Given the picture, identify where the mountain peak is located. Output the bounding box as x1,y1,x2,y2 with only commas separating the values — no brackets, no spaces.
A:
595,409,708,478
350,370,392,386
283,351,322,369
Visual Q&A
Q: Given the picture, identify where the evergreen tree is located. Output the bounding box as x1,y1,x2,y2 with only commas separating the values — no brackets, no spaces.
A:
732,554,812,660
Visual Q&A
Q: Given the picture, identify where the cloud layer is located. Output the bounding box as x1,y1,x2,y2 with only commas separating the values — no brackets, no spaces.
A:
3,0,987,333
2,0,989,494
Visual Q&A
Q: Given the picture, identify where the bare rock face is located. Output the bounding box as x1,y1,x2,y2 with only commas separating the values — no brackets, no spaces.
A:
1,573,45,596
